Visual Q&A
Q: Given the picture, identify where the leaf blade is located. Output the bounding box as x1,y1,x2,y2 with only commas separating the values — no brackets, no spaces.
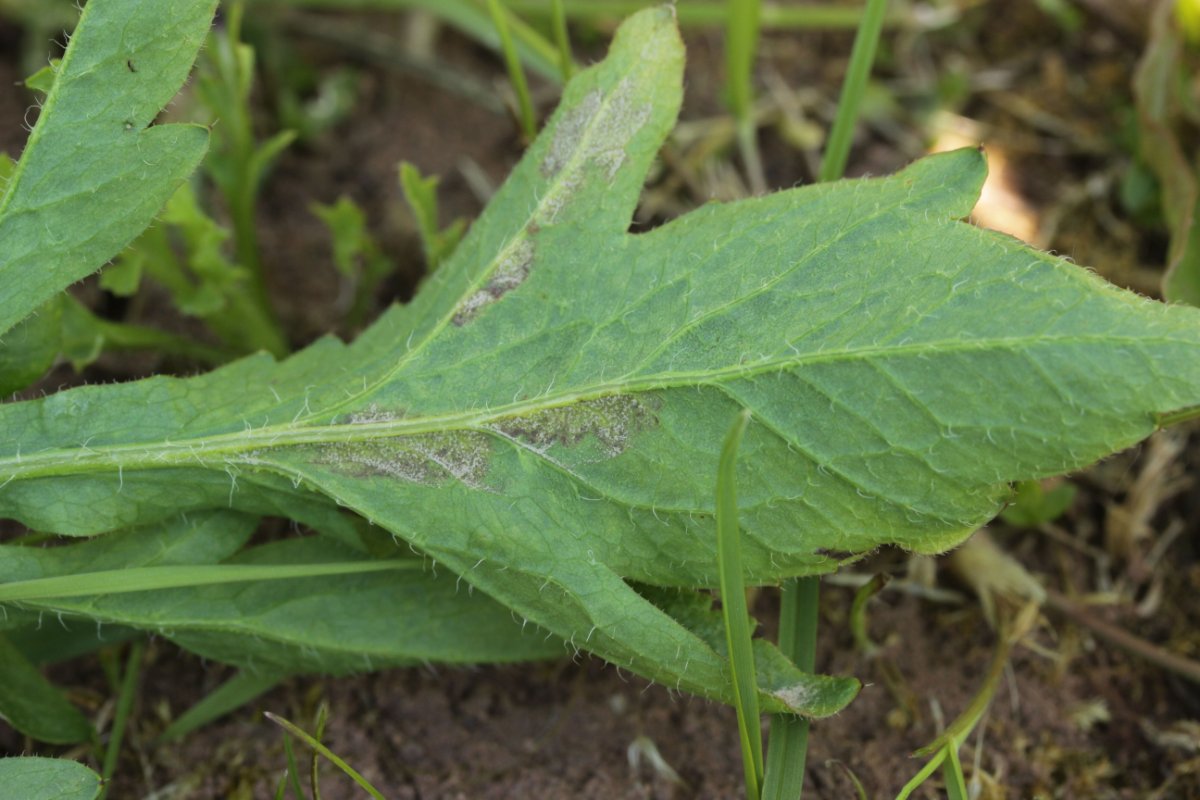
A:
0,0,217,335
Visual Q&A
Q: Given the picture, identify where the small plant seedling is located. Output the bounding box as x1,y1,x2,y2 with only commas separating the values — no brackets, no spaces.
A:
2,0,1200,790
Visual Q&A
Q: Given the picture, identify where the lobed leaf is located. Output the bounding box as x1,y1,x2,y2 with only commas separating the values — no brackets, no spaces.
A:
0,0,217,336
2,8,1200,716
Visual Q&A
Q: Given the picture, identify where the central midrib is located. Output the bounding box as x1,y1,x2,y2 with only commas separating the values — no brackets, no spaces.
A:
0,332,1165,479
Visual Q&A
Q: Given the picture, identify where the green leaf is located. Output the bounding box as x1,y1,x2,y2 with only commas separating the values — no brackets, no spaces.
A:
399,163,466,271
0,758,101,800
311,196,394,283
23,61,61,94
0,0,217,336
0,296,62,395
3,8,1200,718
999,479,1076,527
0,635,93,743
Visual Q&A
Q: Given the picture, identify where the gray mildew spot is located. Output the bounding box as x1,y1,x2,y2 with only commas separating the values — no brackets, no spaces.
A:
453,239,535,326
342,404,404,424
584,76,652,181
539,77,651,185
318,431,491,488
541,90,602,178
492,393,660,457
772,683,817,713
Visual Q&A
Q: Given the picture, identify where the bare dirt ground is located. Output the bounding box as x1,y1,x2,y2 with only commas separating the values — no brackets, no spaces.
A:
1,1,1198,797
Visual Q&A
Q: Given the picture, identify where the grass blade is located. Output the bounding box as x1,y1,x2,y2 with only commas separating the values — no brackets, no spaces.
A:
943,743,969,800
265,711,386,800
716,408,763,798
0,561,418,603
486,0,537,141
727,0,766,193
97,640,145,800
818,0,890,183
550,0,575,81
159,670,286,743
284,734,305,800
762,576,818,799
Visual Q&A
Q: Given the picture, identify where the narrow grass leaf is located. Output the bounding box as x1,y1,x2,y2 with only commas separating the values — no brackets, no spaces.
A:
943,744,969,800
551,0,575,80
818,0,889,183
98,641,145,798
716,408,763,797
762,577,819,799
893,750,946,800
266,712,386,800
487,0,537,141
0,531,564,673
283,734,305,800
0,562,416,603
160,670,286,742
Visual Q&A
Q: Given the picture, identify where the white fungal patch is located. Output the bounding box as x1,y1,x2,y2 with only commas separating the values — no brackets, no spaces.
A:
771,682,817,713
343,404,404,424
453,239,535,326
541,90,602,178
317,431,491,488
539,77,652,185
492,393,659,457
584,77,652,181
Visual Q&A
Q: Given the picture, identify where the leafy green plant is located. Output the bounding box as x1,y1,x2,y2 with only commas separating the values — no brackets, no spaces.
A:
4,0,1200,792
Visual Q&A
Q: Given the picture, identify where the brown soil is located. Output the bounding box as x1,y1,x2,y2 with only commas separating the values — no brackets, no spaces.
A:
2,1,1198,798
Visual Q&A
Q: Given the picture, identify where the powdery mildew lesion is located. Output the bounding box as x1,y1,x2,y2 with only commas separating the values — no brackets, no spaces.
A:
316,431,491,488
452,70,653,326
341,404,404,424
539,77,651,184
452,239,535,326
540,90,602,178
491,393,660,457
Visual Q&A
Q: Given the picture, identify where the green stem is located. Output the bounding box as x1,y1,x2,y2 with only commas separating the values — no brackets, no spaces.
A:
849,573,889,655
817,0,889,184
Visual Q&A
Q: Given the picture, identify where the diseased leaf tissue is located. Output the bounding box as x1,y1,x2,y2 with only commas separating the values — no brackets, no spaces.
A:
3,6,1200,718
